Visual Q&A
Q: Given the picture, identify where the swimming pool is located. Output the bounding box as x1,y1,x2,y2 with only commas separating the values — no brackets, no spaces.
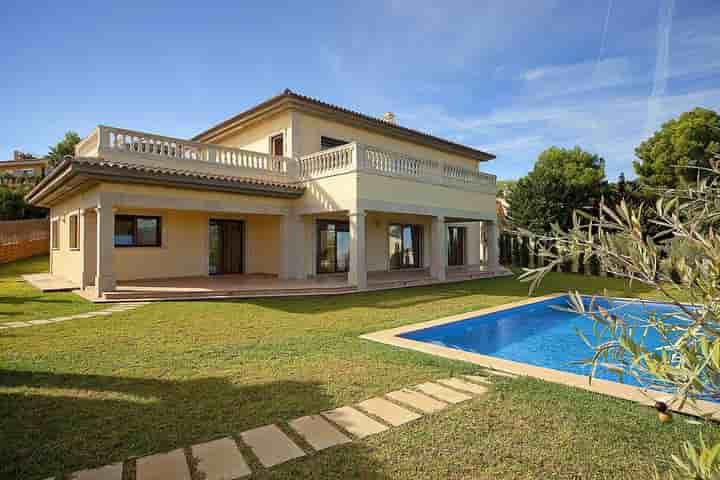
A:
398,295,684,387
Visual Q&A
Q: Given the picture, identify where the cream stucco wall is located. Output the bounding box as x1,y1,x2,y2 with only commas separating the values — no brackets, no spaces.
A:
111,209,281,281
211,111,292,156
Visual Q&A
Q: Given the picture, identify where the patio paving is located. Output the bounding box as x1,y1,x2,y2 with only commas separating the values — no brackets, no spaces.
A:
385,388,449,413
357,397,421,427
414,382,473,404
240,424,306,468
136,448,191,480
51,375,492,480
191,437,251,480
321,406,389,438
289,414,352,451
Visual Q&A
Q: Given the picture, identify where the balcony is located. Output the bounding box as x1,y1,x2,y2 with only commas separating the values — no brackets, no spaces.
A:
75,126,496,192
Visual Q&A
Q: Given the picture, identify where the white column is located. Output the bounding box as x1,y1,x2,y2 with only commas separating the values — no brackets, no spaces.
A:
79,209,87,290
279,213,304,280
431,215,447,281
348,209,367,289
486,221,500,270
95,202,116,296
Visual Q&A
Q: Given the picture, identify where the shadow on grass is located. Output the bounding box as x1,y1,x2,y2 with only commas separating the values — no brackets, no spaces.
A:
0,370,391,480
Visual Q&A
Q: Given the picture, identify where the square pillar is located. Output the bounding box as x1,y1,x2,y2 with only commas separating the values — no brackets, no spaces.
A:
485,221,500,270
348,209,367,289
95,202,116,296
431,215,447,281
79,209,87,290
279,214,305,280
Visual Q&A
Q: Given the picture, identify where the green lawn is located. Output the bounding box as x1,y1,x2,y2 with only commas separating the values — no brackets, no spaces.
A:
0,256,99,324
0,257,716,479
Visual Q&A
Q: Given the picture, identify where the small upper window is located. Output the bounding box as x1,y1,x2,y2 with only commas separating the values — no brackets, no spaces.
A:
69,214,79,250
51,220,59,250
114,215,161,247
270,134,284,156
321,136,348,150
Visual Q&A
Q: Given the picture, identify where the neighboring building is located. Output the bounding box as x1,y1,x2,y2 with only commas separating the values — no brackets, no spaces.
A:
0,152,50,188
26,89,505,300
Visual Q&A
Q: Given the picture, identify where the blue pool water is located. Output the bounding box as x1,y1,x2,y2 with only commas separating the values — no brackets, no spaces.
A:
400,295,686,387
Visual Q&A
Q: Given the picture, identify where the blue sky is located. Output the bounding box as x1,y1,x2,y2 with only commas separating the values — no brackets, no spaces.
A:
1,0,718,180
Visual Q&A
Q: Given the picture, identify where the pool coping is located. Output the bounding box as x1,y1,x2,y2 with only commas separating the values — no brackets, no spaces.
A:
360,293,720,420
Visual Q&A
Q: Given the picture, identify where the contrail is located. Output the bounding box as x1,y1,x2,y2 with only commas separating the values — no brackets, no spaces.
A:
646,0,675,135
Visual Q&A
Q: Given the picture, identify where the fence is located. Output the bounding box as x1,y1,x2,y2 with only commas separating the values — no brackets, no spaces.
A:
498,231,605,276
0,218,50,264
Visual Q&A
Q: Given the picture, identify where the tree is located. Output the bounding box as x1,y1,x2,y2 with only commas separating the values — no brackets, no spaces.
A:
521,154,720,478
634,107,720,189
0,186,46,220
508,146,607,234
48,131,82,166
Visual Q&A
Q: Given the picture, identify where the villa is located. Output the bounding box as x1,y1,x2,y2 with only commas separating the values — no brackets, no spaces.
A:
25,89,504,301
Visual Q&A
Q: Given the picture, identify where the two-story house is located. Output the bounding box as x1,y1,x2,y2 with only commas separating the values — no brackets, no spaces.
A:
26,90,506,301
0,151,49,188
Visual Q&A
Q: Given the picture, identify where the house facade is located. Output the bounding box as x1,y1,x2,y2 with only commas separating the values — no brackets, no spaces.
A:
26,90,504,300
0,152,49,188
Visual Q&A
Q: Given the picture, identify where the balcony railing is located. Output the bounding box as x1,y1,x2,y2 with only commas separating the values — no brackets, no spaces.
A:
76,126,496,191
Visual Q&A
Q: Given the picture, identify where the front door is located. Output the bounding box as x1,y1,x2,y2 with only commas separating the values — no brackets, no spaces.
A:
448,226,466,266
209,219,244,275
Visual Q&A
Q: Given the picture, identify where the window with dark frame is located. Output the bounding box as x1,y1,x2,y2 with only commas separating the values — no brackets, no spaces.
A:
270,134,284,156
320,136,348,150
51,220,59,250
69,214,79,250
114,215,161,247
388,224,423,269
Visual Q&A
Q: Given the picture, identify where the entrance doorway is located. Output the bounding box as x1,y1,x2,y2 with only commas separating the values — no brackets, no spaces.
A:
209,219,244,275
448,226,466,266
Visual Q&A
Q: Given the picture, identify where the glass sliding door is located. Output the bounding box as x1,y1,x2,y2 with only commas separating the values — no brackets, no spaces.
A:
317,220,350,273
448,226,466,266
209,219,244,275
389,224,423,269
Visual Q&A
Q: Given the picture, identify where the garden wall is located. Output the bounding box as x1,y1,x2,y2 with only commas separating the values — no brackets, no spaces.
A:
0,218,49,264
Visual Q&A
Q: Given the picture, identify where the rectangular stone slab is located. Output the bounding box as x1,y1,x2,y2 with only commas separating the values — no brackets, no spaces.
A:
414,382,472,404
240,424,305,468
357,397,421,427
70,463,123,480
289,415,352,451
321,406,389,438
191,437,251,480
385,388,448,413
136,448,190,480
464,375,493,385
437,378,489,395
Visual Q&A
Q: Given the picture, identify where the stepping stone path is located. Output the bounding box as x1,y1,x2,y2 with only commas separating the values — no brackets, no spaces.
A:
385,388,448,413
0,302,148,330
61,375,495,480
192,437,252,480
289,415,351,451
414,382,473,404
321,406,389,438
137,448,191,480
357,397,421,426
240,424,306,468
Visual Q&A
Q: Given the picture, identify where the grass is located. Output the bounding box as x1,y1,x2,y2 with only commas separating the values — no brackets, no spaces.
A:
0,256,716,479
0,256,99,324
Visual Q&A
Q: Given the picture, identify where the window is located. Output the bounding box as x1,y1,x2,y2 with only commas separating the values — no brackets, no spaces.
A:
114,215,161,247
69,214,79,250
389,224,423,269
51,220,59,250
448,226,466,266
321,136,348,150
270,134,284,156
317,220,350,274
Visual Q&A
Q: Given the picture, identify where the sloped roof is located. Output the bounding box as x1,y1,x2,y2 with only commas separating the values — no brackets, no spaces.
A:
193,89,495,162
